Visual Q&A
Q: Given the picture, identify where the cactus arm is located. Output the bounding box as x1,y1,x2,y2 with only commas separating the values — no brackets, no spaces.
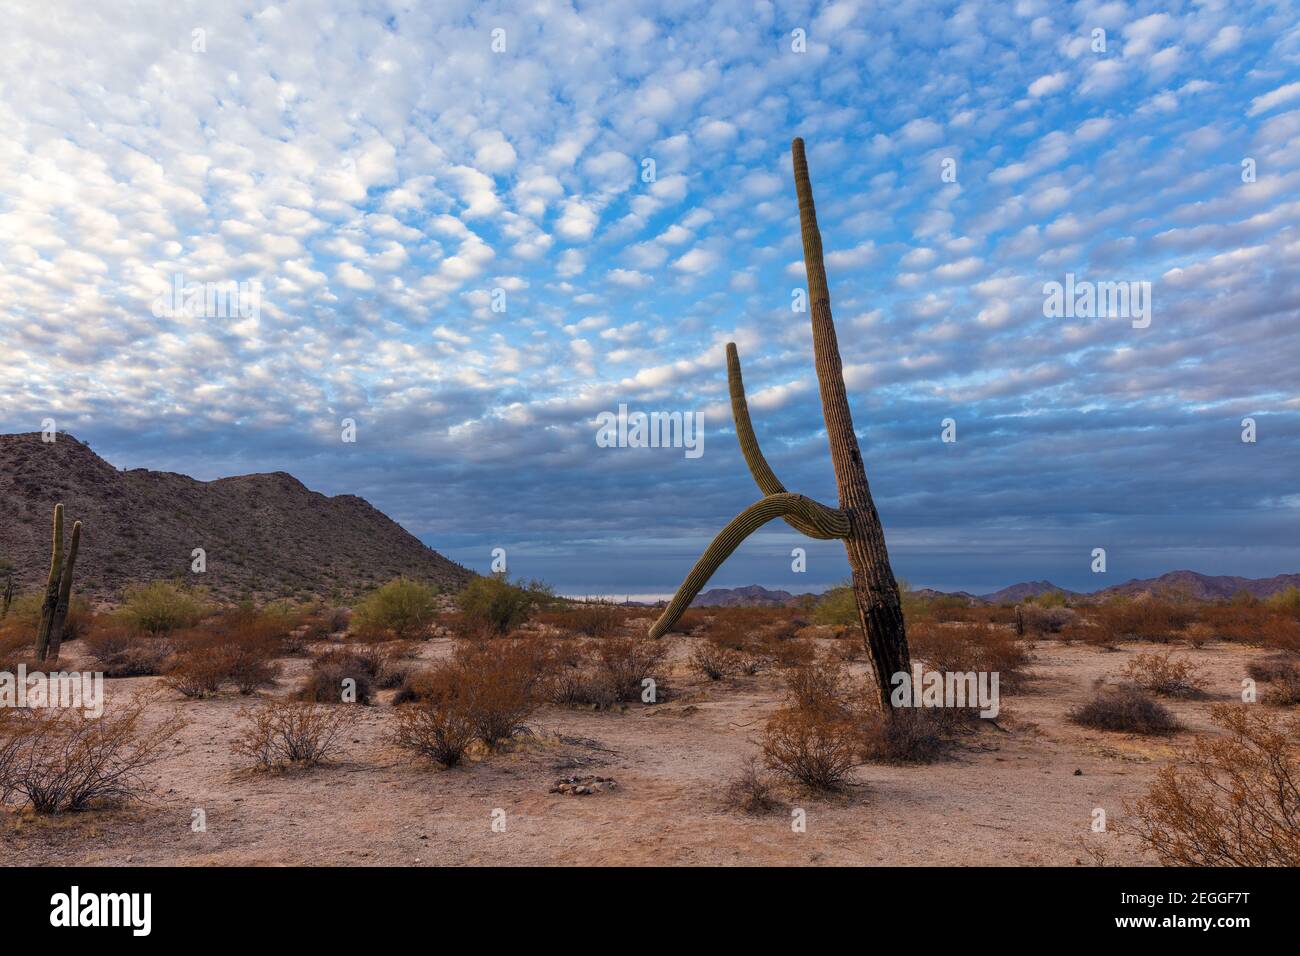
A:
45,520,81,661
34,503,64,660
727,343,841,540
648,492,848,638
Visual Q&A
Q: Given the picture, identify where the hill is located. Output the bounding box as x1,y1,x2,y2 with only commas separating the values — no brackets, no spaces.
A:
0,433,473,603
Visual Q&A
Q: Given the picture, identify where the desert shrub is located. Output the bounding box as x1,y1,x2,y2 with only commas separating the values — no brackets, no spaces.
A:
3,593,93,644
771,638,817,668
299,648,383,705
1069,686,1182,735
546,668,620,710
762,705,858,791
1123,651,1206,698
351,578,439,641
689,640,740,681
909,623,1030,690
1266,586,1300,613
456,575,540,636
1031,590,1068,608
0,693,186,814
1129,704,1300,865
451,641,545,748
1091,599,1195,643
812,582,857,627
1248,654,1300,683
1246,656,1300,706
163,646,232,698
595,637,668,702
858,706,958,764
1258,615,1300,654
231,699,357,770
560,601,624,638
722,757,783,814
1017,604,1075,635
661,608,707,635
118,582,207,635
83,626,173,677
389,669,477,768
162,621,283,698
761,662,861,790
223,644,282,695
0,627,37,674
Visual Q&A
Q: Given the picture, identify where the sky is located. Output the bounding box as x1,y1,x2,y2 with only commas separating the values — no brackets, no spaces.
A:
1,1,1298,599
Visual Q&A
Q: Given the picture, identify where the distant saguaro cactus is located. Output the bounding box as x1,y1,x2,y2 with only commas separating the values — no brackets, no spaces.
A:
649,138,910,712
34,503,83,662
34,503,64,659
45,519,82,660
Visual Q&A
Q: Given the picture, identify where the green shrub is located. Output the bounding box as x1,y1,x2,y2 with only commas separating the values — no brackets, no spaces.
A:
812,582,857,628
457,575,537,636
117,582,207,635
351,577,439,640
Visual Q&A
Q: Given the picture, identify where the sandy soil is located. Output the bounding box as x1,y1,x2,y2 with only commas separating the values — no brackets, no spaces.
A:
0,634,1274,867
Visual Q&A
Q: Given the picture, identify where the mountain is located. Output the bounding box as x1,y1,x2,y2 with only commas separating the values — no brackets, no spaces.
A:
691,585,814,607
980,580,1080,603
0,433,473,603
1092,570,1300,601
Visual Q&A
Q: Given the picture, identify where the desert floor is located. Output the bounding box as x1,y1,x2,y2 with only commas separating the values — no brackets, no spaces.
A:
1,631,1270,866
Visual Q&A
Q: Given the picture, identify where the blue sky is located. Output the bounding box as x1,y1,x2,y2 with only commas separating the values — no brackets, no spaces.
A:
1,1,1298,597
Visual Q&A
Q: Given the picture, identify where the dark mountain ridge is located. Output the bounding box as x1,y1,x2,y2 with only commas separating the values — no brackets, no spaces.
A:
0,432,472,603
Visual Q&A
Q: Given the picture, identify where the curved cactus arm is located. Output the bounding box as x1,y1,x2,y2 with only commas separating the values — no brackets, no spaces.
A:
727,342,841,541
648,492,849,638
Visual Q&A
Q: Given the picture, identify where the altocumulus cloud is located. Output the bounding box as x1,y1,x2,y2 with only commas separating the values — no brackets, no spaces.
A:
0,1,1297,596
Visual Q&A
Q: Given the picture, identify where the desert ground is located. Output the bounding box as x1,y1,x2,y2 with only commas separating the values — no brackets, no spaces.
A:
2,603,1285,867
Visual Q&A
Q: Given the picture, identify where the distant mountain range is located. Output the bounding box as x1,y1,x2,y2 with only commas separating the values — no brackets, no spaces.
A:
688,570,1300,609
0,433,473,602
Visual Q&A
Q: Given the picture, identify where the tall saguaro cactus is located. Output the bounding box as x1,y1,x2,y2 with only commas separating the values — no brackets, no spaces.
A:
34,504,64,660
649,138,910,712
34,503,83,662
45,519,82,661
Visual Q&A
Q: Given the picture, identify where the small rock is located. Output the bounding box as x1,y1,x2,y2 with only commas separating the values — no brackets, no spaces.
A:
550,775,617,796
1073,769,1083,776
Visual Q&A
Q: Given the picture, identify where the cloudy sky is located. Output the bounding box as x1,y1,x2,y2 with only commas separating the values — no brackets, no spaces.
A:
2,1,1298,598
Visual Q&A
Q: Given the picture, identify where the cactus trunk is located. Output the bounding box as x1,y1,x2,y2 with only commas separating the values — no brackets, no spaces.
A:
44,520,82,661
791,137,910,710
34,503,64,660
649,138,910,714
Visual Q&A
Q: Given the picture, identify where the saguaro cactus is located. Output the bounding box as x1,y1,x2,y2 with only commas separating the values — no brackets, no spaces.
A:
34,503,64,660
45,519,82,661
649,138,910,712
1,563,13,619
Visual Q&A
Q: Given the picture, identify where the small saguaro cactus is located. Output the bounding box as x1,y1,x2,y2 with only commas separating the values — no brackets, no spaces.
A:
34,503,83,662
649,138,911,713
45,519,82,660
34,503,64,659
